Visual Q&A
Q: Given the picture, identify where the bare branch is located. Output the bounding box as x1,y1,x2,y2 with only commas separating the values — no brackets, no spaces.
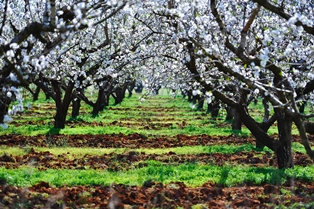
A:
240,5,261,50
210,0,226,34
300,113,314,119
92,2,127,28
252,0,314,35
0,0,9,35
50,0,56,27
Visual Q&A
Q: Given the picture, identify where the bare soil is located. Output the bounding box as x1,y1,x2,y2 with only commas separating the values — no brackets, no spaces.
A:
1,179,314,209
1,98,314,208
1,134,314,208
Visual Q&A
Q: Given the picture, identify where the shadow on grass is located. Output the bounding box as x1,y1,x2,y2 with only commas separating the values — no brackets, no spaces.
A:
217,166,288,186
206,144,267,154
218,167,230,185
47,128,61,135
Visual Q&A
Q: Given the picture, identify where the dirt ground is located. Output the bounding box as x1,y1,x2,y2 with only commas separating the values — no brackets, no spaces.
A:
1,134,314,208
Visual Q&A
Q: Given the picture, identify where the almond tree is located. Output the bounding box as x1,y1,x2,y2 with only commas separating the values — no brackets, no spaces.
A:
164,0,314,168
0,0,128,128
137,0,314,168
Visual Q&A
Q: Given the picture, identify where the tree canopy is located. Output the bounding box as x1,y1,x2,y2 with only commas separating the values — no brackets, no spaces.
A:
1,0,314,168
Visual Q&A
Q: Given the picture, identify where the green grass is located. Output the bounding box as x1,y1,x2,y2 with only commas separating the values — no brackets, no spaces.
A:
0,143,274,157
1,90,312,193
3,91,298,136
1,163,313,187
0,123,251,136
2,142,312,162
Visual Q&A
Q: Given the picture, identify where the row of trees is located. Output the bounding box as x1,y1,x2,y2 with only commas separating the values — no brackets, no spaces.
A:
1,0,314,168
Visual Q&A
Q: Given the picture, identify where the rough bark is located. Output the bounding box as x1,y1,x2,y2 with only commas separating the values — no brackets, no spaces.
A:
134,80,144,93
0,95,10,123
207,98,220,118
256,114,277,149
71,97,81,119
255,99,277,149
274,109,294,169
33,86,40,101
112,83,128,105
238,105,277,151
91,86,108,116
232,110,242,131
52,81,74,129
305,122,314,135
187,90,193,102
127,80,136,98
225,107,234,121
197,97,204,110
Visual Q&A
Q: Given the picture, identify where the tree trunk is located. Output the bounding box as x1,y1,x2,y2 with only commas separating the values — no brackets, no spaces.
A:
52,81,74,129
187,90,193,102
262,98,270,123
127,80,136,98
135,80,143,93
254,98,271,149
197,97,204,110
45,93,51,100
232,109,242,132
71,89,84,118
0,94,10,123
305,122,314,134
153,85,161,95
225,106,234,121
211,107,219,119
232,89,249,133
255,138,265,149
274,109,294,169
209,98,220,118
54,111,67,129
113,84,128,105
71,97,81,119
298,102,306,114
238,105,277,151
33,86,41,101
192,95,199,105
276,144,294,169
92,86,107,116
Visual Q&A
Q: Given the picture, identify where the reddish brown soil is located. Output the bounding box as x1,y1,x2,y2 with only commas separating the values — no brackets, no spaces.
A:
2,100,314,208
1,179,314,208
1,134,314,208
0,147,312,171
1,133,313,148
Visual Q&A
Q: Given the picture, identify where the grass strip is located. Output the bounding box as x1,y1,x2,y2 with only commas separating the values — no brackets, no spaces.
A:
1,143,310,157
1,163,313,187
0,144,272,157
0,125,250,136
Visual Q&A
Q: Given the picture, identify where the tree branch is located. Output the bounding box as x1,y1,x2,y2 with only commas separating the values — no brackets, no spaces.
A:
50,0,56,27
240,5,261,50
0,0,9,35
252,0,314,35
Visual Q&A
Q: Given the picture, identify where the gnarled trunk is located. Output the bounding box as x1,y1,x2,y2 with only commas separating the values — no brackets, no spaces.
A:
33,86,41,101
208,98,220,118
112,83,128,105
225,106,234,121
71,89,84,118
92,86,109,116
275,109,294,169
127,80,136,97
305,122,314,134
187,90,193,102
232,109,242,131
72,97,81,119
52,81,74,129
197,97,204,110
0,95,10,124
